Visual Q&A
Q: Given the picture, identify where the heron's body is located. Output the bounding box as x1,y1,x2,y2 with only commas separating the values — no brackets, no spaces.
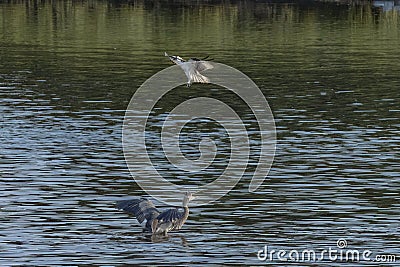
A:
165,52,213,87
116,192,194,236
151,206,189,235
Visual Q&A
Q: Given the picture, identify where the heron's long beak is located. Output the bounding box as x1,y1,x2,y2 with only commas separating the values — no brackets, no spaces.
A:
164,52,169,57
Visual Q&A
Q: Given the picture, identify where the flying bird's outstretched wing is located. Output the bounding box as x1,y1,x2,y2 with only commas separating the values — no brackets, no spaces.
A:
192,60,214,72
185,59,214,83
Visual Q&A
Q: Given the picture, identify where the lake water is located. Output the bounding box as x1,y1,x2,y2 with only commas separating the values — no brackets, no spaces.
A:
1,0,399,265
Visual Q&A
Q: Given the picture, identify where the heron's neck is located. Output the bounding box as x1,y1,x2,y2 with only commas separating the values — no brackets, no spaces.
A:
182,199,189,208
182,206,189,221
182,200,189,211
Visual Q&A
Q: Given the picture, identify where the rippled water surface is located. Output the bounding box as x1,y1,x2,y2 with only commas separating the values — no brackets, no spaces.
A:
1,1,399,265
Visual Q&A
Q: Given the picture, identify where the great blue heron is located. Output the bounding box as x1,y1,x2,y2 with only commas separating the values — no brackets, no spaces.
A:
165,52,214,87
116,191,195,236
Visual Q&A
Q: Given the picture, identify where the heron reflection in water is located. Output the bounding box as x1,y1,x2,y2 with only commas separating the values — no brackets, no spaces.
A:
117,191,195,237
165,52,214,87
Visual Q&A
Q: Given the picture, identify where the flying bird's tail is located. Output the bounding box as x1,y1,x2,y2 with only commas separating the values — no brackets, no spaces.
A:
190,72,209,83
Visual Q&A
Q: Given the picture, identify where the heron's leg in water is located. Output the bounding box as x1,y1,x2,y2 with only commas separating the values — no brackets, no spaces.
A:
186,81,191,87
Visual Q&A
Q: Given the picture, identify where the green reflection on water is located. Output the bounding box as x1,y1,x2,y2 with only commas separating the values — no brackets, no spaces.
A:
1,1,399,47
0,1,399,119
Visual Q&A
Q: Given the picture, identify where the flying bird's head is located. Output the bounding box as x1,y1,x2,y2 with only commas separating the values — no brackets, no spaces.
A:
165,52,185,65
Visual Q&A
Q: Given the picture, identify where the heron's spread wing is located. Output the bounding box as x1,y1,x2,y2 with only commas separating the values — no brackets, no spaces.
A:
116,198,160,224
157,208,184,229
